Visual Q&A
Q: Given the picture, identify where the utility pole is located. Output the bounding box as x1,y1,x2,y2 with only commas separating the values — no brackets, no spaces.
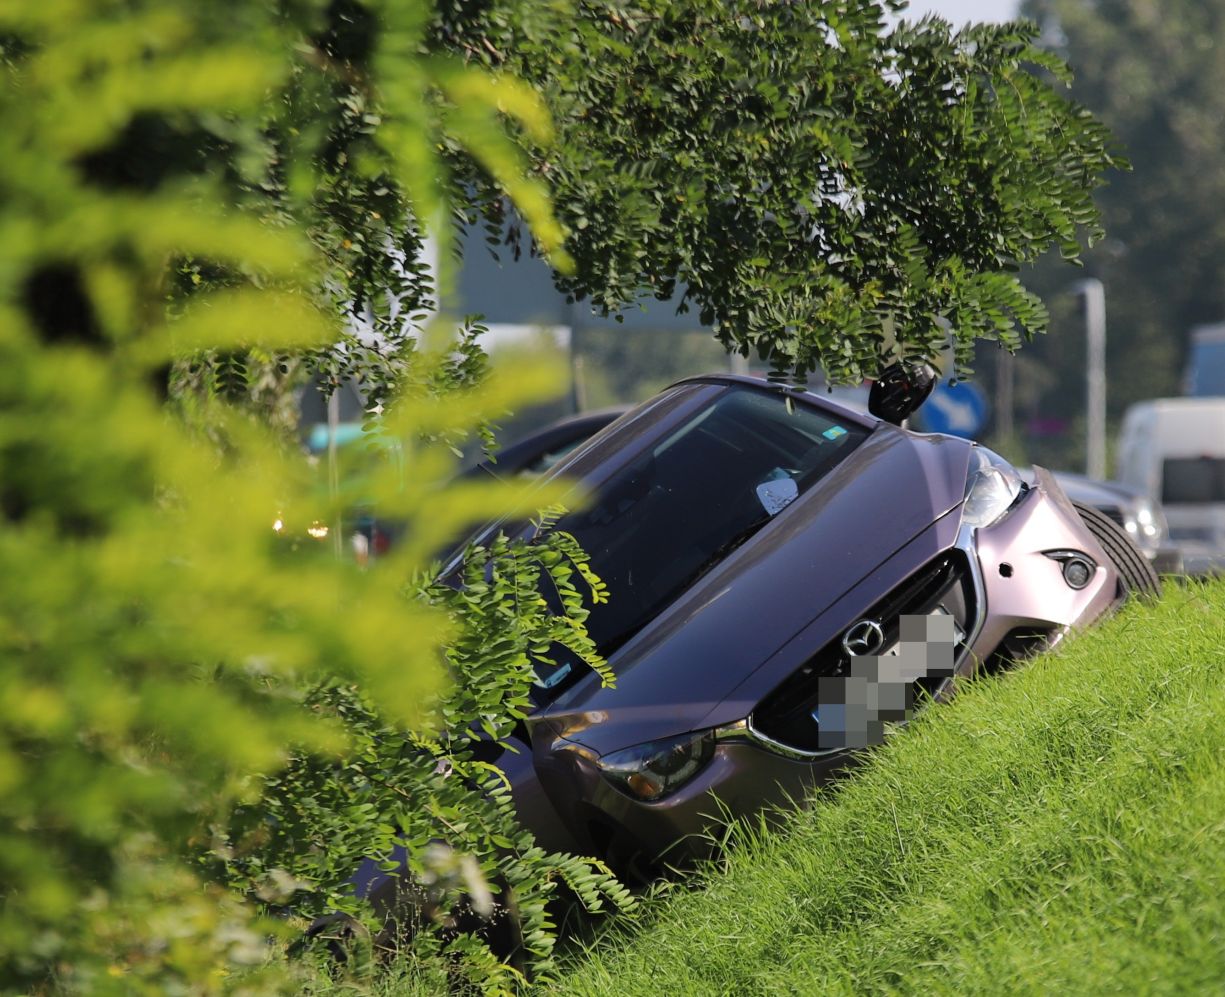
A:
568,299,585,413
327,386,342,559
995,349,1015,443
1075,278,1107,479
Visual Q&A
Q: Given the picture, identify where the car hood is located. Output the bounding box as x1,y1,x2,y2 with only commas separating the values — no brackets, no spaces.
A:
532,426,974,755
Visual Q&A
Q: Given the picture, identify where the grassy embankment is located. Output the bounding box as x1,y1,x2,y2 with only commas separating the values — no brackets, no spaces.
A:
557,579,1225,995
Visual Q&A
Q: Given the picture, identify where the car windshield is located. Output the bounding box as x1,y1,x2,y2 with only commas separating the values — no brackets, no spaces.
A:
533,385,868,696
1162,457,1225,504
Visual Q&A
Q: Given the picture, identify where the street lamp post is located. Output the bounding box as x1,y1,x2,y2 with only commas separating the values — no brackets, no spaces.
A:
1075,278,1107,480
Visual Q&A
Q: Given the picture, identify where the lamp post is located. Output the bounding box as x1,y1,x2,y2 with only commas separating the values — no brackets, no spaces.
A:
1075,278,1107,480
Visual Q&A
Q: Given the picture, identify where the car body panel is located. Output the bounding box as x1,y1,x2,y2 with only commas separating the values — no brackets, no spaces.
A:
693,502,966,737
1018,467,1180,573
972,466,1118,656
532,724,854,864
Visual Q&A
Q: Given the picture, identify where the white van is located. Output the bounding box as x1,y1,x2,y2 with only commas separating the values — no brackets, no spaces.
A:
1117,398,1225,574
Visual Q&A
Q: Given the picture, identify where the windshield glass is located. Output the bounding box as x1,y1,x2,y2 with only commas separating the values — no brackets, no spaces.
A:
1163,457,1225,504
543,385,868,675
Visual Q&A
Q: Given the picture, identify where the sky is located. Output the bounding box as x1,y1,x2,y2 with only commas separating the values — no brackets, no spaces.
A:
900,0,1020,25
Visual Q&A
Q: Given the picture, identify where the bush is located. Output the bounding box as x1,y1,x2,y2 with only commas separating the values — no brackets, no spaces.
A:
0,0,618,991
223,518,631,992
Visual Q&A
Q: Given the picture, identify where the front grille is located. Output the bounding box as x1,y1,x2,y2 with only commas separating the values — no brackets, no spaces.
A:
1101,506,1127,529
750,551,975,754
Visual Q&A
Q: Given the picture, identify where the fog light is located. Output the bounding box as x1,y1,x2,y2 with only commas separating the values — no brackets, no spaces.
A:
1043,549,1097,591
1062,557,1093,589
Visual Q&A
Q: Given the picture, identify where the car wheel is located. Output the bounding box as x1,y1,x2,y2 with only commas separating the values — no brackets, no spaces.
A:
1072,500,1161,600
296,911,373,968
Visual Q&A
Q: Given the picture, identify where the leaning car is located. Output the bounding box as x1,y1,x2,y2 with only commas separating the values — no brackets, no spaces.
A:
401,373,1157,883
344,371,1156,923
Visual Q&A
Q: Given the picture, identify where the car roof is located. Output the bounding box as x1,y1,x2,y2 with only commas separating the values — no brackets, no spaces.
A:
668,373,880,429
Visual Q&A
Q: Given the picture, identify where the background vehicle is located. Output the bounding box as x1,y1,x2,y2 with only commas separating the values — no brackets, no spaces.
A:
1184,322,1225,398
1117,397,1225,575
459,407,632,479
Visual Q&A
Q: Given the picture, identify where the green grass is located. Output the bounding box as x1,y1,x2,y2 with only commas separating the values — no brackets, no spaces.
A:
556,579,1225,995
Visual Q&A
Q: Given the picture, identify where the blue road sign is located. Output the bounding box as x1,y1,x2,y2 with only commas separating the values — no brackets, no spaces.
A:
917,381,988,438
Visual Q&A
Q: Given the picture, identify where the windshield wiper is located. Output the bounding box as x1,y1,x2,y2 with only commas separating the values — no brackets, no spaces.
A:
596,512,774,657
677,512,773,589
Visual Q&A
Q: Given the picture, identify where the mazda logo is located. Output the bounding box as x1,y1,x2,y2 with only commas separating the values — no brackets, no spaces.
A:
841,618,885,657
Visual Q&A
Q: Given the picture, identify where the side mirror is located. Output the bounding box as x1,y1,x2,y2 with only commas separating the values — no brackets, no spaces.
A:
868,362,937,426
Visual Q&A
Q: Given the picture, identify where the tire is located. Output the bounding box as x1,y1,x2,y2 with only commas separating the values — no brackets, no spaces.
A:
1072,501,1161,600
296,912,372,968
300,865,529,978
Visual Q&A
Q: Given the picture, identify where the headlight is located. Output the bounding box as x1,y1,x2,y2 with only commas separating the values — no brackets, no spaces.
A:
1126,499,1162,542
962,447,1025,529
597,731,715,802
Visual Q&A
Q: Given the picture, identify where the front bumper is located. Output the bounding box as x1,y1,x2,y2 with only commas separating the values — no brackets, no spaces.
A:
971,467,1117,660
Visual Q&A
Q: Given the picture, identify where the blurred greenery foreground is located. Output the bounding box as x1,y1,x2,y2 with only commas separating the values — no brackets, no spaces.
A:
0,0,1121,993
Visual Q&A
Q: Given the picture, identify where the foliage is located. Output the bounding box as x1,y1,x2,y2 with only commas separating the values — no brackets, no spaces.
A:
431,0,1122,383
283,0,572,415
222,519,630,993
0,0,617,992
1010,0,1225,461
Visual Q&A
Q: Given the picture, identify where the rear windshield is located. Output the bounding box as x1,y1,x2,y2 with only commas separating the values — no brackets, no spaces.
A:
1162,457,1225,504
1186,340,1225,396
550,386,868,666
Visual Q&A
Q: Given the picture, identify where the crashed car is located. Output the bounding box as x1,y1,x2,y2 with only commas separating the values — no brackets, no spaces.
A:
357,372,1157,902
